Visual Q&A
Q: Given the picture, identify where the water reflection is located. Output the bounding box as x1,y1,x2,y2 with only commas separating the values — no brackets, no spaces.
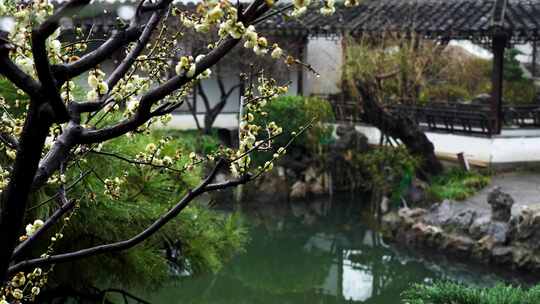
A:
145,193,517,304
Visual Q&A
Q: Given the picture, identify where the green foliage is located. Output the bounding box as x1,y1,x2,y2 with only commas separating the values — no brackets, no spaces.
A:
503,79,537,105
402,281,540,304
419,84,472,103
499,48,537,104
343,36,446,103
31,131,246,290
352,146,420,198
0,78,27,102
161,129,221,155
426,49,537,105
344,37,537,105
428,168,490,201
251,95,334,166
0,77,30,117
258,95,334,147
504,49,525,82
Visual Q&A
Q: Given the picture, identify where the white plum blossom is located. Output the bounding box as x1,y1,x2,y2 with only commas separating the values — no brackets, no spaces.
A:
103,177,124,199
25,219,45,237
175,56,197,78
320,0,336,16
86,90,98,102
194,23,210,33
271,44,283,59
206,5,224,23
292,0,311,16
15,56,34,75
253,37,268,56
345,0,362,7
86,69,107,101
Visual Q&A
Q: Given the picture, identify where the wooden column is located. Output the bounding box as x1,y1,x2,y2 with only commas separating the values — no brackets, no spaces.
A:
297,36,308,96
532,40,537,78
491,34,507,134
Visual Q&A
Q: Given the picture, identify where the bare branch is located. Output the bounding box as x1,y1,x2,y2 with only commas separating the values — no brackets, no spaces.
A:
198,82,212,112
89,150,184,173
185,97,202,131
11,199,76,260
0,132,19,150
0,47,42,99
28,170,91,212
76,1,271,143
106,11,164,93
78,37,241,144
31,0,91,122
53,29,139,83
140,0,175,12
52,0,168,84
32,122,83,189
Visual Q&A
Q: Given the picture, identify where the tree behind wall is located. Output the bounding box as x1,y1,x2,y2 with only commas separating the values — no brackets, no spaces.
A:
180,29,303,134
342,35,445,176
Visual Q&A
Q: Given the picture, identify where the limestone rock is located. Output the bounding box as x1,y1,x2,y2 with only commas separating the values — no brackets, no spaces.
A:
381,212,401,236
331,125,369,153
424,200,453,226
469,215,509,244
304,166,318,182
411,222,444,247
491,246,513,265
446,209,477,233
309,175,326,195
252,168,288,200
398,208,427,226
472,235,496,262
290,181,308,199
487,187,514,222
441,234,474,257
509,207,540,249
512,247,536,269
469,215,490,239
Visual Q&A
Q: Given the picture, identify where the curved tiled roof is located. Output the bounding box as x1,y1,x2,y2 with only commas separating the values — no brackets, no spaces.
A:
69,0,540,43
342,0,540,43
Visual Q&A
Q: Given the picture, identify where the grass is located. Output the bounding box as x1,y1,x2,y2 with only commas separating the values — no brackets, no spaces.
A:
402,282,540,304
428,168,491,201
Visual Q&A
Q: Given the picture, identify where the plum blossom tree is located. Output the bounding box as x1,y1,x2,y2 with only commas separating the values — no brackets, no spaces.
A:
0,0,346,302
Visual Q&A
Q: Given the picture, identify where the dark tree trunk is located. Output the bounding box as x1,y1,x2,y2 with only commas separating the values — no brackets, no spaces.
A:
0,101,52,282
356,83,444,177
198,78,240,135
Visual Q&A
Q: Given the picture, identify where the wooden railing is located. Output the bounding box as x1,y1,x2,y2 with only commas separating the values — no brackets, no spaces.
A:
331,100,540,136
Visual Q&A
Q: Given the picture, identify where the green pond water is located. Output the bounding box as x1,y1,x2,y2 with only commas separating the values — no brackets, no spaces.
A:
144,192,521,304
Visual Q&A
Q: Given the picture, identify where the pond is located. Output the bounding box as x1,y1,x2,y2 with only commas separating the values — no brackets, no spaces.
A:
144,192,521,304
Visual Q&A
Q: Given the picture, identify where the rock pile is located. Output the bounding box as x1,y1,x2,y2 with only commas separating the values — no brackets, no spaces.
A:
382,187,540,272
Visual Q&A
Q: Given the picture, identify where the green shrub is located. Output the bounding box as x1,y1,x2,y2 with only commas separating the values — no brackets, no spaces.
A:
251,95,335,165
428,168,490,201
352,146,420,201
504,49,526,82
257,95,334,147
503,79,537,104
402,281,540,304
420,84,471,103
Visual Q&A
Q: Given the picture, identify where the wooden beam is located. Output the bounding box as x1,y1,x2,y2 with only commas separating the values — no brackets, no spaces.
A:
491,34,507,134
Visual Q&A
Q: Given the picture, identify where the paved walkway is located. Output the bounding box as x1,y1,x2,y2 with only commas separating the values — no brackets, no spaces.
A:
461,172,540,216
